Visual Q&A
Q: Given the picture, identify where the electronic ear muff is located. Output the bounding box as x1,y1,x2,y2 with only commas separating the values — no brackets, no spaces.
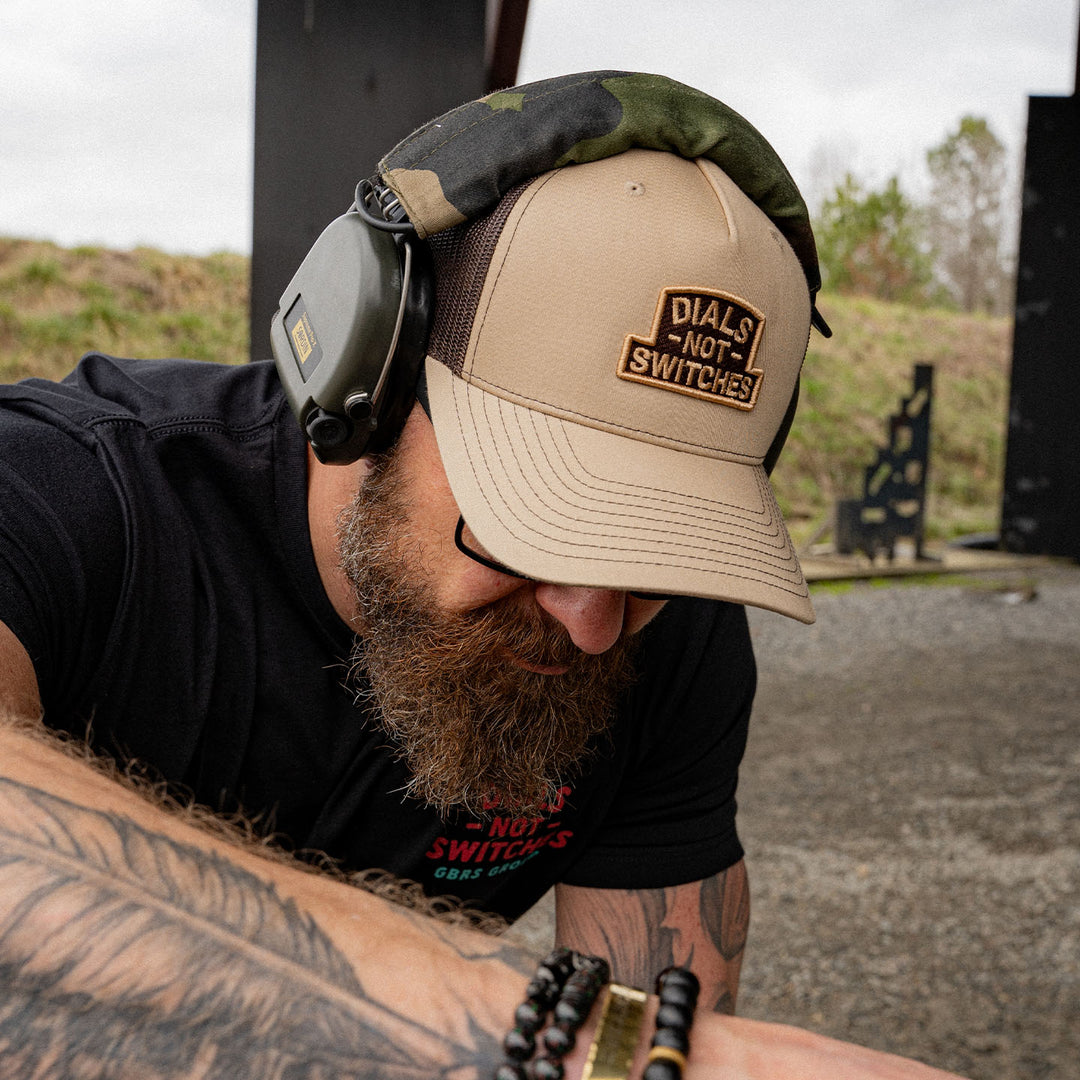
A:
270,71,830,471
269,180,435,464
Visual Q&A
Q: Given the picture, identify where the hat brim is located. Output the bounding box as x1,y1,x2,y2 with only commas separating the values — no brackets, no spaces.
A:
427,359,814,623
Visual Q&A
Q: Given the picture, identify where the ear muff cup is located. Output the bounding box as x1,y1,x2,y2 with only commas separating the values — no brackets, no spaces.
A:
269,198,435,464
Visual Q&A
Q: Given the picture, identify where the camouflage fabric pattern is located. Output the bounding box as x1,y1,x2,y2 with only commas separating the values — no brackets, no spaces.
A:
378,70,823,300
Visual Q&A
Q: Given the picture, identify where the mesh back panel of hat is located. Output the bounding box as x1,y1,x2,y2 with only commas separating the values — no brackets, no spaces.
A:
427,183,530,376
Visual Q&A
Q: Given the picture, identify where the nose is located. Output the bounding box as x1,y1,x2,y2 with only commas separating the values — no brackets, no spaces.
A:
532,584,627,654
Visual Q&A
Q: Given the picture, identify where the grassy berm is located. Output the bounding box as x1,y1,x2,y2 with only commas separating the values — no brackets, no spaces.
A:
0,236,1012,546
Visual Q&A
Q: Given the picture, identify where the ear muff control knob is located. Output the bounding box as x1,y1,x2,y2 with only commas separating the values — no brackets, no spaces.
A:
305,407,350,450
344,391,375,424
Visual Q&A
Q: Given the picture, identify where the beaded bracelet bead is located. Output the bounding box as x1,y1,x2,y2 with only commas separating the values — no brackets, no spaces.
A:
642,967,700,1080
532,953,610,1078
495,948,578,1080
495,949,609,1080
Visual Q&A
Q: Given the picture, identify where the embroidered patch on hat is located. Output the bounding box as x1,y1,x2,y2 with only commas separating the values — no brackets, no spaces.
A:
617,288,765,409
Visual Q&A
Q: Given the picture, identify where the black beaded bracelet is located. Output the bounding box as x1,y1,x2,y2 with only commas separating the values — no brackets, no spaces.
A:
642,967,699,1080
532,953,609,1079
495,949,609,1080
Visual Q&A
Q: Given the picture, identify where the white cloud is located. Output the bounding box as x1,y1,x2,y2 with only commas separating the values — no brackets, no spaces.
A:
0,0,1074,253
519,0,1078,197
0,0,255,253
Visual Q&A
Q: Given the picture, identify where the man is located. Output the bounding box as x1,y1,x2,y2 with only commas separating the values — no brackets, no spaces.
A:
0,73,963,1078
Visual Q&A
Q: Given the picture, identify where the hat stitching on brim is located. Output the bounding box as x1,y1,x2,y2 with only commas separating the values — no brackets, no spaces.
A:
536,415,791,543
450,379,808,595
513,409,785,540
453,370,765,464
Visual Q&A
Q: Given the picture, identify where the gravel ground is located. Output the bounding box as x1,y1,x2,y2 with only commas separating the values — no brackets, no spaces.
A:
737,561,1080,1079
508,560,1080,1079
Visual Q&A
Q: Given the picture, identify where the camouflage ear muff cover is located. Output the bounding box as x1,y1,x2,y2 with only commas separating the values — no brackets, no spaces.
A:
378,70,829,336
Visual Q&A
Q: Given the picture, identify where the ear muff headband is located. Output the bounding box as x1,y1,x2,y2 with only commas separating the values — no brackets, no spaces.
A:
271,71,827,467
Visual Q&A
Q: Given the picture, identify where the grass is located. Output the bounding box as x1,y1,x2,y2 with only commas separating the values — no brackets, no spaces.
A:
809,573,1040,601
0,236,1012,548
0,237,249,382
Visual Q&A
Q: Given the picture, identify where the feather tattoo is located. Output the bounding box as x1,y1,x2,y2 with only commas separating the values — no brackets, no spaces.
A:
0,777,497,1078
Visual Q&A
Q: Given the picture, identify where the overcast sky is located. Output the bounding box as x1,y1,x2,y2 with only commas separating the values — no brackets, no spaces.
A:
1,0,1076,255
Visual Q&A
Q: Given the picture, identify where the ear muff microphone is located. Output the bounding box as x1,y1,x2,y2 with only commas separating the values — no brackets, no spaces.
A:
270,71,828,470
269,180,435,464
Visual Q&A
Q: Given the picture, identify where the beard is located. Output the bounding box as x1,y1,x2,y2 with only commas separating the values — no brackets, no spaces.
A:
337,449,639,819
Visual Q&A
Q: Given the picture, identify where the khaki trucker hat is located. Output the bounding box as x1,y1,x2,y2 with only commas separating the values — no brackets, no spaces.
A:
424,148,815,623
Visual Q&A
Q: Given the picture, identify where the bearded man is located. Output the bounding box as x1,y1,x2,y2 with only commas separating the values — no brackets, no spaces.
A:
0,73,968,1080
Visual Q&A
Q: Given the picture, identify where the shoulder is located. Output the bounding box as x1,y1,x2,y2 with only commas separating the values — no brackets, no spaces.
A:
0,354,285,438
0,355,293,520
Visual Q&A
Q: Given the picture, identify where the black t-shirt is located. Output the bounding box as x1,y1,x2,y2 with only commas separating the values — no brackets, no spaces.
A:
0,354,755,921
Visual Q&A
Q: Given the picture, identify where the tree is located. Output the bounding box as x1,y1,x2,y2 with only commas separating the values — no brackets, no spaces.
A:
813,174,938,305
926,116,1011,314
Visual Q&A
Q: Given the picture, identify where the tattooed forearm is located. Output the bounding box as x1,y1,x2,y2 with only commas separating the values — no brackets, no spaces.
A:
700,860,750,964
697,860,749,1014
557,886,673,990
555,862,749,1015
0,777,501,1079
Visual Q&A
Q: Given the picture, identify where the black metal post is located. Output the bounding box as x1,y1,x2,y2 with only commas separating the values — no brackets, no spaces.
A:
249,0,488,361
1000,93,1080,558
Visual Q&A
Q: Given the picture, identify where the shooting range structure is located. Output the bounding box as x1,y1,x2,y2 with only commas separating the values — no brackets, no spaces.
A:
835,364,933,563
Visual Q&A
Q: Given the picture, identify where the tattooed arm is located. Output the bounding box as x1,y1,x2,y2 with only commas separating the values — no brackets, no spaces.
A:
0,728,968,1080
0,624,967,1079
0,620,531,1077
554,863,749,1014
0,717,546,1079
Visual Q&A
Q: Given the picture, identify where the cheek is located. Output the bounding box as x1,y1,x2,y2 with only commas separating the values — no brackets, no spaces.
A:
405,525,531,614
428,560,530,614
390,410,540,616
